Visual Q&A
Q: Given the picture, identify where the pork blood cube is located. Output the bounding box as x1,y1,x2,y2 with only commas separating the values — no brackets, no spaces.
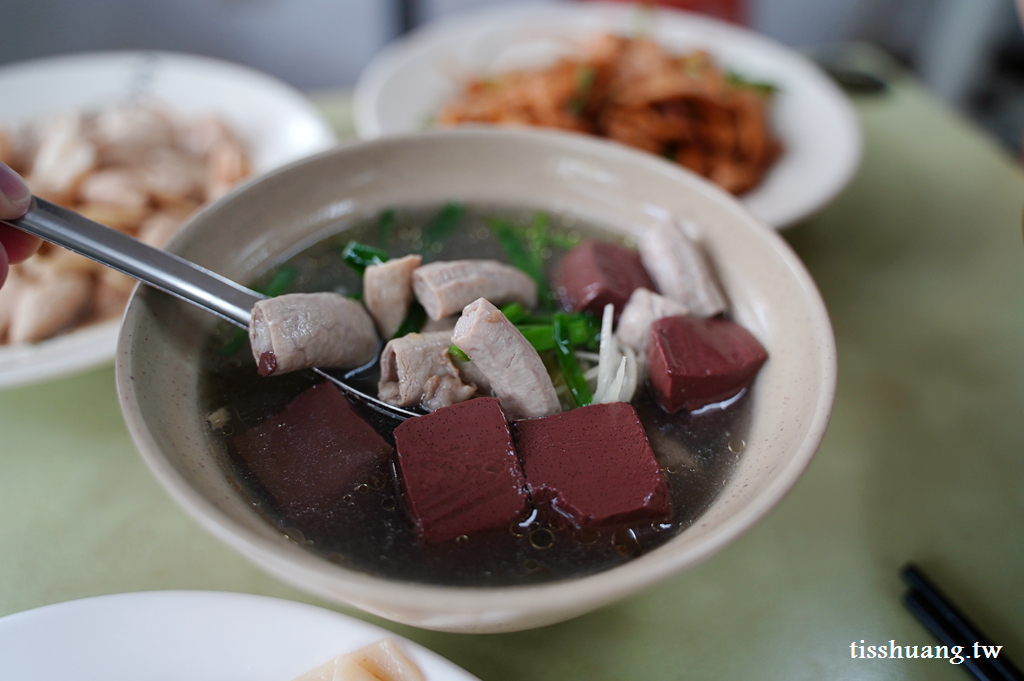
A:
232,382,394,529
554,240,656,317
393,397,529,542
513,402,670,528
647,315,768,413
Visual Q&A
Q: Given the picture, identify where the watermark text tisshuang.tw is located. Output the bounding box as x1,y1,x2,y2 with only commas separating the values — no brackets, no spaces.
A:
851,640,1004,665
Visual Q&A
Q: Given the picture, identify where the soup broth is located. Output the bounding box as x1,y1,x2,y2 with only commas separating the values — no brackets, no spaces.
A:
199,204,752,587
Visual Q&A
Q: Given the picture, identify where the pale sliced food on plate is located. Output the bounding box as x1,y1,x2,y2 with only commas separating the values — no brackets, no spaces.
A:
292,638,425,681
0,50,336,388
0,100,252,348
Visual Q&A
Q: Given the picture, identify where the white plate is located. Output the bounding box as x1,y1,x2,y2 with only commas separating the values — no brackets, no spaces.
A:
0,51,337,389
354,1,862,230
0,591,481,681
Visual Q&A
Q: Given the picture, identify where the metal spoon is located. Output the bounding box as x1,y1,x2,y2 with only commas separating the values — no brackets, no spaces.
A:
2,196,417,420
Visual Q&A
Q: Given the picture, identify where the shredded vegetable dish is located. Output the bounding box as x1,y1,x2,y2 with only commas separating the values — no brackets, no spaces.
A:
438,35,782,195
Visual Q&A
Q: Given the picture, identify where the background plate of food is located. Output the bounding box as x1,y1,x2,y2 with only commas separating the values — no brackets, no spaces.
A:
354,0,862,230
0,591,480,681
0,50,337,388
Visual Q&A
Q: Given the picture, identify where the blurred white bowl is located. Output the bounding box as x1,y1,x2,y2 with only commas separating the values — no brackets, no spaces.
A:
0,50,336,389
354,1,862,230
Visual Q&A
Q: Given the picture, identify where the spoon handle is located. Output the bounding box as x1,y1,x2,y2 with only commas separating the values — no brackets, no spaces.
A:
4,197,261,328
3,197,418,420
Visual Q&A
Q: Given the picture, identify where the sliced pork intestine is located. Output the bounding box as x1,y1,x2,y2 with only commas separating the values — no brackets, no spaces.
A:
364,254,422,339
615,287,690,353
249,292,378,377
412,259,537,320
377,331,477,411
451,297,560,420
638,219,727,318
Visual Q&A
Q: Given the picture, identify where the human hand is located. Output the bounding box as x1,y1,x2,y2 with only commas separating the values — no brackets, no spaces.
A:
0,161,40,288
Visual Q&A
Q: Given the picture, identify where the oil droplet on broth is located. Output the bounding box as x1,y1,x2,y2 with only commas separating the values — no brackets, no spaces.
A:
455,534,469,546
572,528,601,545
728,437,746,454
529,528,555,550
612,528,641,558
381,497,397,511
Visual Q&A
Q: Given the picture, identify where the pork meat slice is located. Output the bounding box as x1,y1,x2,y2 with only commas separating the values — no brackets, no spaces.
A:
249,292,378,377
364,254,422,339
616,287,690,352
451,298,560,420
412,260,537,320
638,219,727,317
378,331,477,411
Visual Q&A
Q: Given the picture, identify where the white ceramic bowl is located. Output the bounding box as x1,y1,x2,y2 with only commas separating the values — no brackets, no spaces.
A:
0,50,337,388
353,1,862,229
116,128,836,633
0,592,479,681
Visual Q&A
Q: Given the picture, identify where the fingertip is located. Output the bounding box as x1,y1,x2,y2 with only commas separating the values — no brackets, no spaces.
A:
0,242,8,289
0,223,41,263
0,161,31,219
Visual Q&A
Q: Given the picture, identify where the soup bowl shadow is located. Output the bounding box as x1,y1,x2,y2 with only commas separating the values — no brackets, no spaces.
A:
116,128,836,633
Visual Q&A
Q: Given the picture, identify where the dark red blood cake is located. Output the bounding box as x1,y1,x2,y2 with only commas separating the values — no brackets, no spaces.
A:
232,382,394,528
513,402,670,529
647,315,768,413
554,240,656,317
393,397,529,543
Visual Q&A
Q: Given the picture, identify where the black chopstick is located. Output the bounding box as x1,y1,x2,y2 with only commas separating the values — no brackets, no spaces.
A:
901,563,1023,681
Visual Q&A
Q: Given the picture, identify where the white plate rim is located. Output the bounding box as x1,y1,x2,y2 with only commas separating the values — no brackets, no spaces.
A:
0,50,337,389
353,0,863,230
0,590,481,681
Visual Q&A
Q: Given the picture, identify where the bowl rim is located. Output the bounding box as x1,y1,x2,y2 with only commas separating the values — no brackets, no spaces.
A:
116,127,837,625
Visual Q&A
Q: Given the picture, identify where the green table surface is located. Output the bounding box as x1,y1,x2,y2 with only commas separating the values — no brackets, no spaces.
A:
3,72,1023,680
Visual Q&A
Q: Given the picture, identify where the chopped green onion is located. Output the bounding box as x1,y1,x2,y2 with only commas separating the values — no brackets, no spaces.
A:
500,302,529,324
260,266,299,298
726,71,779,96
449,344,470,362
340,241,389,274
544,231,582,250
488,218,543,279
378,208,396,251
518,324,556,352
487,217,551,309
568,66,596,115
392,301,427,339
524,213,549,267
553,313,592,408
420,202,464,252
516,313,599,354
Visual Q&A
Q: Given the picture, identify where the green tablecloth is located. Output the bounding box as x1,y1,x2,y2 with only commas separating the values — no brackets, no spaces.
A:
3,72,1022,680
